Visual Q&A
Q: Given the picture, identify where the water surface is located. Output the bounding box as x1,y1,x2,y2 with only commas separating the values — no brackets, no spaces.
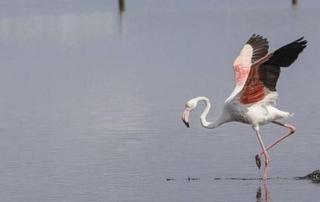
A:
0,1,319,201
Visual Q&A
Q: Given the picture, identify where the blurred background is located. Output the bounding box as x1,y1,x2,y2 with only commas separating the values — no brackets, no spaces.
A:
0,0,319,201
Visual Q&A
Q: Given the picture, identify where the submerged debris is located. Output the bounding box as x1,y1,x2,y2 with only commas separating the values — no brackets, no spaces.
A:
304,170,320,183
168,170,320,183
295,170,320,183
187,177,200,181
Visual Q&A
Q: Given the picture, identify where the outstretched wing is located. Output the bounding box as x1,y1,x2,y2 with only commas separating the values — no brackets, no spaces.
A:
233,34,269,87
239,37,307,105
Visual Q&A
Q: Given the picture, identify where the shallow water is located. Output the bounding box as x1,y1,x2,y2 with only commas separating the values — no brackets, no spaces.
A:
0,1,319,201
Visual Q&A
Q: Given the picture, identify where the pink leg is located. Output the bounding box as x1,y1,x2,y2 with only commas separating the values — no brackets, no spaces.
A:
255,121,296,169
253,126,271,179
258,122,296,156
263,163,270,181
257,179,271,201
262,179,271,201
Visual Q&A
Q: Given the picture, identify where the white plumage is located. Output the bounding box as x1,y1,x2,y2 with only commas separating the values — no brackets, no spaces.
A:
181,35,307,179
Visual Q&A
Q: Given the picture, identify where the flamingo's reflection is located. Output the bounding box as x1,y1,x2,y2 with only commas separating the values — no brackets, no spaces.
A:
256,180,271,202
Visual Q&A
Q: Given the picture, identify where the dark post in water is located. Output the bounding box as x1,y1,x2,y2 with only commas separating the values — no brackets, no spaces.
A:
292,0,298,6
119,0,125,14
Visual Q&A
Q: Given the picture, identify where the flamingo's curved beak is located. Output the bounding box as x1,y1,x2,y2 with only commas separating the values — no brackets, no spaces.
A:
182,108,191,128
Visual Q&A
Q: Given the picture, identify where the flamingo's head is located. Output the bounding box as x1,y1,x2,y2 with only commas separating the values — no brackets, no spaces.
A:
182,98,198,128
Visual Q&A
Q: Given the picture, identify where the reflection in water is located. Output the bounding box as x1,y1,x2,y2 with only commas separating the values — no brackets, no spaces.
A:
256,186,262,201
0,11,116,46
118,0,126,34
256,181,271,202
0,1,319,202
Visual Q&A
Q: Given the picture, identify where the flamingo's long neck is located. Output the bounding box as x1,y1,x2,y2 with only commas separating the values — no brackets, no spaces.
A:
197,97,228,129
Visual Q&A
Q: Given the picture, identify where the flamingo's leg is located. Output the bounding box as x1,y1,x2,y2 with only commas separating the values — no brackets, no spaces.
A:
262,178,271,200
253,126,271,180
255,121,296,168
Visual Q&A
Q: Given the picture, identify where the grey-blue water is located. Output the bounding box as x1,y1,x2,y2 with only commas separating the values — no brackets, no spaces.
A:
0,1,319,201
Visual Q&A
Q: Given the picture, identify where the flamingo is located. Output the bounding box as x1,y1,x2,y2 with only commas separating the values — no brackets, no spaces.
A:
181,34,307,179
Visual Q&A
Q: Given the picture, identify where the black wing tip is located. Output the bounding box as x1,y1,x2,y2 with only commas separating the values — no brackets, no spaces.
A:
293,36,308,47
296,36,307,42
296,36,304,41
265,36,308,67
246,34,269,63
249,35,308,47
247,34,268,44
294,36,308,52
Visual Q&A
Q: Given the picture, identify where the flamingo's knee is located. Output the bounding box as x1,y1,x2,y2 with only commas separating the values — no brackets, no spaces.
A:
285,124,296,134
